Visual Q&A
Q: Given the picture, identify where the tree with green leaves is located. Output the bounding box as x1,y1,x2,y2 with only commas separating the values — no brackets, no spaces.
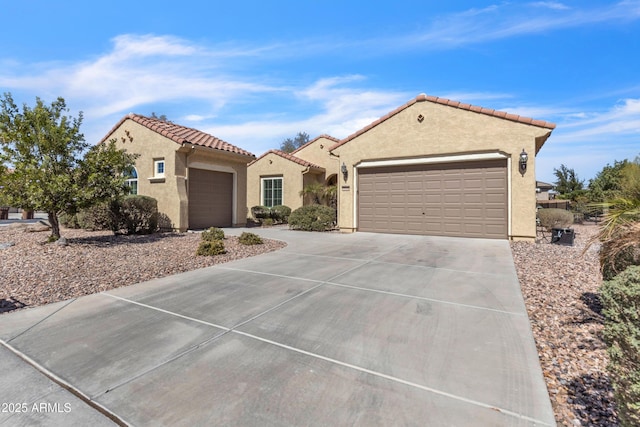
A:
279,132,310,153
0,93,137,240
553,164,584,196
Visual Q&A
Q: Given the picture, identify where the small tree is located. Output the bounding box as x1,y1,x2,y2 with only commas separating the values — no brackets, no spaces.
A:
279,132,310,153
553,164,584,196
0,93,136,240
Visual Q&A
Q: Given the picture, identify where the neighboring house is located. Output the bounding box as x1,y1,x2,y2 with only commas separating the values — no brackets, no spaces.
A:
249,94,555,241
101,114,255,231
247,135,339,210
536,181,555,201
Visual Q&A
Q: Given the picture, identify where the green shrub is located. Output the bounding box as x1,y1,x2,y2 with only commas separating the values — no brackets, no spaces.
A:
196,240,226,256
537,208,574,230
114,195,158,235
288,204,336,231
79,202,115,231
262,218,274,227
201,227,225,241
601,243,640,281
59,212,82,229
270,205,291,223
601,265,640,426
251,205,270,220
238,232,263,245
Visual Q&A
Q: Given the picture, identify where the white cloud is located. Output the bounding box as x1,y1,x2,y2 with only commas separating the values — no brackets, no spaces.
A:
528,2,570,11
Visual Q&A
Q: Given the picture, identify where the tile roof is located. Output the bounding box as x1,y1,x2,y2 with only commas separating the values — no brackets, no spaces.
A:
330,94,556,151
249,149,325,170
291,134,340,155
100,114,255,158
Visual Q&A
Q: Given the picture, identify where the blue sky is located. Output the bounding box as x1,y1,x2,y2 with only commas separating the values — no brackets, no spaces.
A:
1,1,639,184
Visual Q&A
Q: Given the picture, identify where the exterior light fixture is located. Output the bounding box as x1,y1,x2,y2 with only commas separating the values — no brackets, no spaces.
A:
341,162,348,181
519,149,528,175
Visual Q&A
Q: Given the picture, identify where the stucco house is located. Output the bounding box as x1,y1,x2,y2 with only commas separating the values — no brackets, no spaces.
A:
330,94,555,240
247,135,339,211
101,114,255,231
249,94,555,240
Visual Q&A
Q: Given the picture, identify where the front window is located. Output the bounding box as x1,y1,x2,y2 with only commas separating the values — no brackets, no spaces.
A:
262,177,283,207
154,159,165,177
124,166,138,195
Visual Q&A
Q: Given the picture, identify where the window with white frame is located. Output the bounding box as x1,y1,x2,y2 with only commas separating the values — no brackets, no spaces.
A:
124,166,138,195
154,159,165,178
261,177,283,207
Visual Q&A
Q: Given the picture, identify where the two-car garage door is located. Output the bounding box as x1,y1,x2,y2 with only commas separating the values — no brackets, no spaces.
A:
357,160,507,239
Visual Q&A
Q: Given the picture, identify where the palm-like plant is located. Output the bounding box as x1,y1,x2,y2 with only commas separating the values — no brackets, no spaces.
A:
588,197,640,280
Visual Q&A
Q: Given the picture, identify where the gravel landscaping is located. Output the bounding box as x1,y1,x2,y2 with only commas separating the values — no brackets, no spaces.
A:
1,221,617,425
0,224,286,313
511,223,617,426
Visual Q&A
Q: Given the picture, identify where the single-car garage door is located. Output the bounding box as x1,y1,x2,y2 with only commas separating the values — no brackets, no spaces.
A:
358,160,507,239
188,168,233,229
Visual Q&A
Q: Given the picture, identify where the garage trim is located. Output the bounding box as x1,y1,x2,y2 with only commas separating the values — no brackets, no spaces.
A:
353,152,511,237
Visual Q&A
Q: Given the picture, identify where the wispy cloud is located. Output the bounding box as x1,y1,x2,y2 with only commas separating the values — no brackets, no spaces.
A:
528,2,571,11
398,1,640,49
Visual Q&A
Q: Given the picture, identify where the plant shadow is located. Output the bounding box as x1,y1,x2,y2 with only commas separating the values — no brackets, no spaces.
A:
567,373,618,426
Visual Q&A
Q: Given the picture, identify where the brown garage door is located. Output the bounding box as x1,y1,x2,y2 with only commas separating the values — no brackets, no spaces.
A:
188,168,233,229
358,160,507,239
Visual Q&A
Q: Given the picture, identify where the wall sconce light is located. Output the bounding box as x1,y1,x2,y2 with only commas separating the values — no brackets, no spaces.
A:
341,162,348,181
519,149,528,175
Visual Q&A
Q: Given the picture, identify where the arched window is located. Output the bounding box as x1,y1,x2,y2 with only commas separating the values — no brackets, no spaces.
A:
124,166,138,195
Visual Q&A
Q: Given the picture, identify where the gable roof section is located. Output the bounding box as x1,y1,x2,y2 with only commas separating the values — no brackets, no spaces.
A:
249,149,324,171
291,134,340,155
330,94,556,151
101,114,254,158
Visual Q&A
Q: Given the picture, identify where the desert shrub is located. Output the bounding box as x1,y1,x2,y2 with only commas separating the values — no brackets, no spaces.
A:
58,212,82,229
251,205,270,220
288,204,336,232
79,202,115,231
262,218,274,227
238,232,263,245
601,242,640,281
113,195,158,235
270,205,291,223
201,227,225,241
601,265,640,426
537,208,574,230
196,240,226,256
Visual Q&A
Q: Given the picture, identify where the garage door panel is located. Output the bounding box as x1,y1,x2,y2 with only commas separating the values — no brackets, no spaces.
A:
358,160,507,239
188,168,233,229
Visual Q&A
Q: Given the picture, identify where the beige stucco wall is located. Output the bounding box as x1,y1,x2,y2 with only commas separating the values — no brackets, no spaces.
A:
293,137,338,174
109,119,185,230
247,153,326,215
331,99,552,240
107,119,251,231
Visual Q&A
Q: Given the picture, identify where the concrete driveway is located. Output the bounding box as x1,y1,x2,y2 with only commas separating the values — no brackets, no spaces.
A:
0,229,555,426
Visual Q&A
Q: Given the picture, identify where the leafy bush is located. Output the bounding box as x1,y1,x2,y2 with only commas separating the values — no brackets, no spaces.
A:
601,243,640,281
196,240,226,256
262,218,274,227
201,227,225,241
270,205,291,223
58,212,82,229
112,195,158,235
601,265,640,426
288,204,336,231
79,202,115,231
251,205,270,220
238,232,263,245
537,208,574,230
